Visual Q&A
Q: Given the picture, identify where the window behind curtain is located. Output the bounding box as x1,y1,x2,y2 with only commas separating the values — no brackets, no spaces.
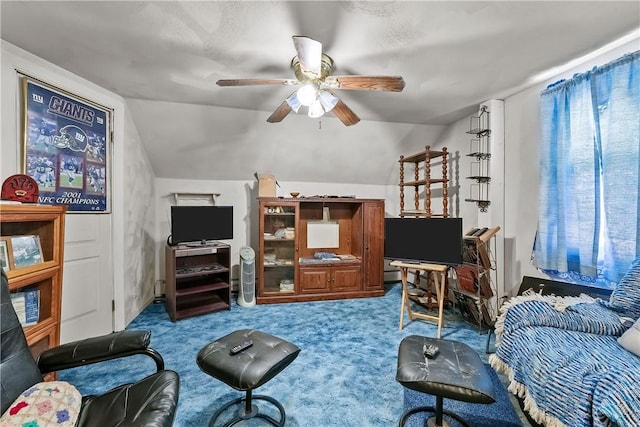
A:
534,51,640,287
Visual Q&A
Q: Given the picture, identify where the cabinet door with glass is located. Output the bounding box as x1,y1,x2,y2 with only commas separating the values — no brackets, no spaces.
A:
1,204,66,379
258,200,298,300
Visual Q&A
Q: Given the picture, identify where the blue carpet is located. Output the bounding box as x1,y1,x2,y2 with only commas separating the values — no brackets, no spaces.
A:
58,283,522,426
403,364,522,427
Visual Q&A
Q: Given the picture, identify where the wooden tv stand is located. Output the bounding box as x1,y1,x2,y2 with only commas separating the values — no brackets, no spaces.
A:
257,197,385,304
165,243,231,321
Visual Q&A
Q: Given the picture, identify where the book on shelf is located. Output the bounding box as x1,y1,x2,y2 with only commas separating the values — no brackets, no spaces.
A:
464,227,487,238
10,289,40,326
462,240,479,264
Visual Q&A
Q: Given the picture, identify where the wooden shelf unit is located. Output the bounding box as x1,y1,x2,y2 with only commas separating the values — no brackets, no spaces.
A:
0,204,66,370
165,243,231,321
399,146,449,218
257,197,385,304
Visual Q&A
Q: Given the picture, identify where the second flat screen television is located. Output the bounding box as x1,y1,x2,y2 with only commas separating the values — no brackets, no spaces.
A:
384,217,463,265
170,206,233,245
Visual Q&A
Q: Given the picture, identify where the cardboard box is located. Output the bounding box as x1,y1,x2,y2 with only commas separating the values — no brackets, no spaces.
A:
258,174,277,197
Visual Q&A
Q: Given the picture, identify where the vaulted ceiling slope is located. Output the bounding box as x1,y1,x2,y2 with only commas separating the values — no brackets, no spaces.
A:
2,2,639,184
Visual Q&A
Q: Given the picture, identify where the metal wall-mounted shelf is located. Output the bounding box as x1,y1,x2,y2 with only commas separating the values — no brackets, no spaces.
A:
467,128,492,138
465,106,491,211
467,152,491,160
170,192,220,206
464,199,491,212
466,176,491,183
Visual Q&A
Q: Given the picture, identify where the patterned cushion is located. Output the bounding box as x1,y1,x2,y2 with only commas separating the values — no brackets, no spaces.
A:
608,257,640,319
0,381,81,427
618,318,640,357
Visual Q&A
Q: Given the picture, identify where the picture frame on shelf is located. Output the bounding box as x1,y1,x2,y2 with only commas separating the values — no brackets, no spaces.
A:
0,238,12,271
10,235,44,269
20,74,112,213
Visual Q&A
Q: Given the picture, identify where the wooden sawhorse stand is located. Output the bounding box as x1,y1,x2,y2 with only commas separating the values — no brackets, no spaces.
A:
391,260,449,338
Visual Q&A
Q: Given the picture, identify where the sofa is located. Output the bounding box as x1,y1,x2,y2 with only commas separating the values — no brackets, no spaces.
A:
489,261,640,427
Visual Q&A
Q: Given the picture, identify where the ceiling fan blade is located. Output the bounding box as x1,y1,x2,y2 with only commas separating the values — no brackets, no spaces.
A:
331,98,360,126
217,78,298,87
292,36,322,77
324,75,406,92
266,101,292,123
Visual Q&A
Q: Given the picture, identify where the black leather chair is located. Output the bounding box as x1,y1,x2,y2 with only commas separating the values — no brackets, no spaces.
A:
0,269,180,426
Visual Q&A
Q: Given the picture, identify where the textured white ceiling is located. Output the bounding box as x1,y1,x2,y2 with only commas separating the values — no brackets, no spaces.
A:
2,1,639,183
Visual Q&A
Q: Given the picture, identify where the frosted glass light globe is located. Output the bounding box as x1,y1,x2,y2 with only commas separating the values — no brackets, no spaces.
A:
285,92,302,112
296,84,318,107
318,91,338,112
308,100,325,118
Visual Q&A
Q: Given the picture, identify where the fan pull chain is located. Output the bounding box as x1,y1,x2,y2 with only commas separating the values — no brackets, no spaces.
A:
318,120,322,130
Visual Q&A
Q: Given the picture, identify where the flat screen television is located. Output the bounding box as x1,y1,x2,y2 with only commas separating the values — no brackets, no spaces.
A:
384,217,463,265
170,206,233,245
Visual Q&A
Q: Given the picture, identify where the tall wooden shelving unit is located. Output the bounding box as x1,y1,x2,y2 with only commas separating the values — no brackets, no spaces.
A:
0,204,66,373
396,146,451,310
398,146,449,218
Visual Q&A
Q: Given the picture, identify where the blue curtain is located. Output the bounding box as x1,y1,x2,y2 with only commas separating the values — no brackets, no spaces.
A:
595,52,640,280
534,51,640,284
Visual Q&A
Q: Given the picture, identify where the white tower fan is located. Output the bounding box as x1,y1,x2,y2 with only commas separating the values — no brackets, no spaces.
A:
238,246,256,307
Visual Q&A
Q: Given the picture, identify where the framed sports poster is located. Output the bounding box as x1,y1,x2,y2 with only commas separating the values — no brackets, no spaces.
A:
20,75,111,212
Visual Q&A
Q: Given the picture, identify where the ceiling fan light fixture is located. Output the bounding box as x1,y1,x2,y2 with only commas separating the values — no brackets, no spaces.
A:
318,91,339,112
308,100,325,118
285,92,302,113
291,53,334,81
218,36,402,126
296,84,318,107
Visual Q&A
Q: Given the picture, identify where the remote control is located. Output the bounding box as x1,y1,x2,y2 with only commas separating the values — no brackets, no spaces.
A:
229,340,253,355
423,344,439,359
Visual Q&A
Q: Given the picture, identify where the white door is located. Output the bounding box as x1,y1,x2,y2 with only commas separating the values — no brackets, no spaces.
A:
60,213,113,343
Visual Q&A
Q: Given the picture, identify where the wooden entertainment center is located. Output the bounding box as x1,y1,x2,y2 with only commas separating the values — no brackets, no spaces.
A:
257,197,384,304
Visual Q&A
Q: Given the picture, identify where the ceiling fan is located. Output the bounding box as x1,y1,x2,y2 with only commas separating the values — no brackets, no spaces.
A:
216,36,405,126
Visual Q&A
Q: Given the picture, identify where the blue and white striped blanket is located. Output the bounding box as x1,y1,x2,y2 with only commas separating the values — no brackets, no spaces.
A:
490,296,640,427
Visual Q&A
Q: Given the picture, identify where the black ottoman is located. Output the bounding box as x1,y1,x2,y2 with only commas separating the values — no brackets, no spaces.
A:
396,336,495,427
197,329,300,427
